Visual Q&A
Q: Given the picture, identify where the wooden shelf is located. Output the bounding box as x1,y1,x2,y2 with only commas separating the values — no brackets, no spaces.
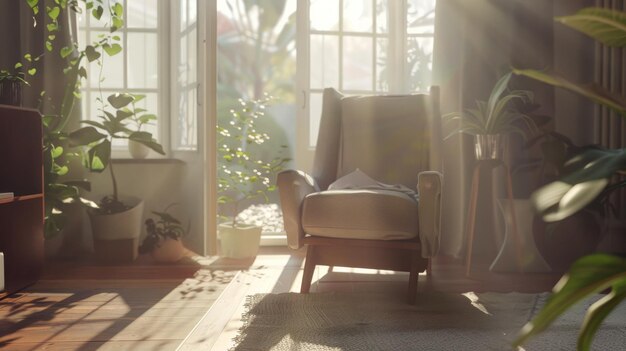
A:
0,105,44,298
0,193,43,205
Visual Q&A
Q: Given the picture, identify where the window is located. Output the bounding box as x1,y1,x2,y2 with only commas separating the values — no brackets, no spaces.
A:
298,0,436,156
78,0,200,155
172,0,199,151
78,0,163,153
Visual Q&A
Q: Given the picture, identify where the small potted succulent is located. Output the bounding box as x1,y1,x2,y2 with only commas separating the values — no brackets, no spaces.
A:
217,96,289,259
138,205,188,263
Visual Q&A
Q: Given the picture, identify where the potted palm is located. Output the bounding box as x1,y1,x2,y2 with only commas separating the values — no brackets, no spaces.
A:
217,96,289,259
443,73,539,160
69,93,164,262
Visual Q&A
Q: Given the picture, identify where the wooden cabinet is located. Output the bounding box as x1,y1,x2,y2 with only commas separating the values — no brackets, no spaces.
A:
0,104,44,298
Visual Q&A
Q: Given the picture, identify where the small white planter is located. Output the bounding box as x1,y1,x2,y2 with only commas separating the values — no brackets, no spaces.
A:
219,223,262,259
89,196,144,262
128,140,150,159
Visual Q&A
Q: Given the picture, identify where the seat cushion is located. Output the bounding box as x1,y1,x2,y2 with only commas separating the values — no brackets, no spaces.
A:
301,190,418,240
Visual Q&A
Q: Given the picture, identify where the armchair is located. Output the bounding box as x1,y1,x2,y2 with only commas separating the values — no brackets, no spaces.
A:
278,87,443,304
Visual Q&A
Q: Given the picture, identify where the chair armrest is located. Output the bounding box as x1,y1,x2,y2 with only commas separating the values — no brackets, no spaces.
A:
277,170,320,249
417,171,443,257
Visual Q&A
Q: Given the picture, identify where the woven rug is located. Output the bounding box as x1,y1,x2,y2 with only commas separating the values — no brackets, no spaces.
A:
231,291,626,350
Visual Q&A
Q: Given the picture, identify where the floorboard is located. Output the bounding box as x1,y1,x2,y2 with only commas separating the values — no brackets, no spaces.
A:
1,247,562,351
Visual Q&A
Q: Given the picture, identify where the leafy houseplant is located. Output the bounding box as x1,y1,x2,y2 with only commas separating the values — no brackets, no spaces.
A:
3,0,125,240
443,73,539,140
69,92,165,214
138,205,187,263
512,7,626,351
0,70,29,106
217,96,289,258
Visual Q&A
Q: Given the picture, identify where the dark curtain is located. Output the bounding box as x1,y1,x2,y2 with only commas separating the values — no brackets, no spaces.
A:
595,0,626,220
0,0,79,122
432,0,558,259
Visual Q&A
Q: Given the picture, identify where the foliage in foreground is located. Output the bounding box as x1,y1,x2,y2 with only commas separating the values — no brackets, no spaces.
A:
512,7,626,351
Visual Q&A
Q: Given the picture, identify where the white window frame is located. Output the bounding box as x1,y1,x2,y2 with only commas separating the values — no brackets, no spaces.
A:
79,0,171,159
296,0,435,171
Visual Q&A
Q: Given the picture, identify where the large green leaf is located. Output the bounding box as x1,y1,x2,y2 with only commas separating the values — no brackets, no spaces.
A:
514,254,626,351
513,68,626,117
68,126,107,146
128,132,166,155
531,148,626,221
556,7,626,47
86,139,111,172
107,93,134,109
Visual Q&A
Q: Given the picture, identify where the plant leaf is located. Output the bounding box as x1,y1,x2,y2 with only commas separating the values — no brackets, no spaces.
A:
107,93,134,109
513,68,626,117
556,7,626,47
103,43,122,56
128,131,166,155
531,148,626,221
85,45,101,62
86,139,111,172
68,126,107,146
514,254,626,349
578,281,626,350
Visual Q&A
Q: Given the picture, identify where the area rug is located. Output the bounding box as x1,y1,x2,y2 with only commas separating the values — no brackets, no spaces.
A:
231,291,626,350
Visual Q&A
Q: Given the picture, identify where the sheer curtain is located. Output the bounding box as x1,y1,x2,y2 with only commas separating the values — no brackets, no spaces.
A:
432,0,557,259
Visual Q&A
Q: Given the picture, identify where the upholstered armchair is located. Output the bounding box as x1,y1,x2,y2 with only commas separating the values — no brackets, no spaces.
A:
277,87,443,304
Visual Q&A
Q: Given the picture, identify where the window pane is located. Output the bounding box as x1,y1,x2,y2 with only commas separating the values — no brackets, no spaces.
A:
310,0,338,31
127,32,158,89
407,36,434,92
407,0,436,35
310,34,339,90
88,32,124,89
189,0,197,26
127,0,158,28
343,0,373,33
187,28,197,83
376,0,388,33
376,38,389,92
309,92,323,148
90,0,122,28
343,36,373,91
180,0,188,31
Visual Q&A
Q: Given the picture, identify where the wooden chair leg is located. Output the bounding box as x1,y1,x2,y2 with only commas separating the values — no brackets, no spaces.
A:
301,245,316,294
426,258,433,281
407,251,420,305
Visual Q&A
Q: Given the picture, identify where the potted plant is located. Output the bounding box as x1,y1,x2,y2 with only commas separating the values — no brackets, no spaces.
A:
0,70,29,106
443,72,539,161
217,96,289,259
511,7,626,351
69,93,165,262
138,204,188,263
126,97,157,159
0,1,126,258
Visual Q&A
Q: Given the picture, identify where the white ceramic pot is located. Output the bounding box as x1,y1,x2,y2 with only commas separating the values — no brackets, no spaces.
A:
219,223,262,259
129,140,150,159
89,196,144,262
151,238,185,263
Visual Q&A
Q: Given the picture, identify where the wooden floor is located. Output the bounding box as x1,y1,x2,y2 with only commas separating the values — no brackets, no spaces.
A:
1,247,561,351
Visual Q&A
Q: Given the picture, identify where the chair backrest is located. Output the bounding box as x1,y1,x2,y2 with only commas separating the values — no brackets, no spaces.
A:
312,87,441,190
